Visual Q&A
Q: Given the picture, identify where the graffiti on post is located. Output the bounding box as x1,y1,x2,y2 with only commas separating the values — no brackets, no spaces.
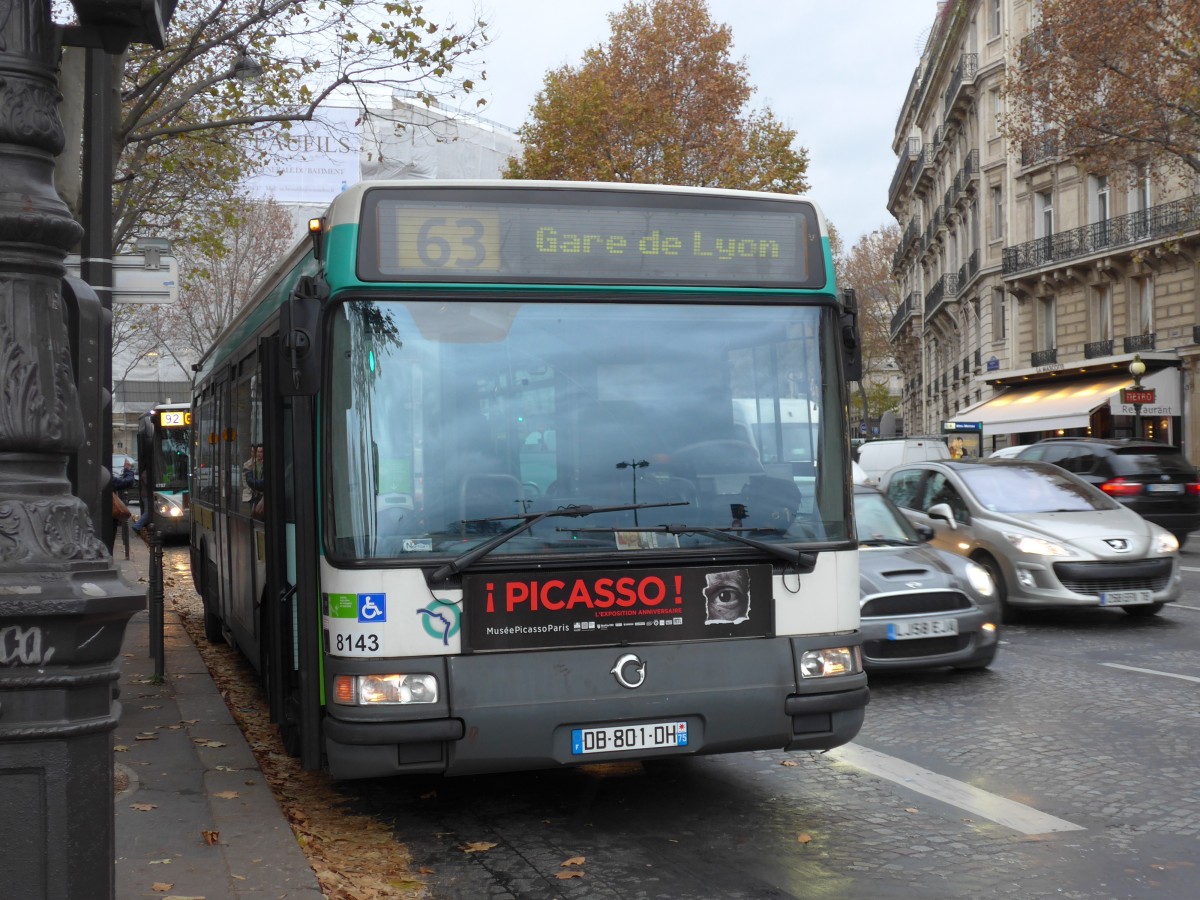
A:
0,624,56,666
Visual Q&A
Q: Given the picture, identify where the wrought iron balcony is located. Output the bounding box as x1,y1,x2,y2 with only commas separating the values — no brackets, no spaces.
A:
889,290,921,339
1020,129,1059,168
911,143,935,188
1084,339,1114,359
944,53,978,117
924,272,959,321
1003,194,1200,276
1124,333,1156,353
888,137,922,203
1031,348,1058,367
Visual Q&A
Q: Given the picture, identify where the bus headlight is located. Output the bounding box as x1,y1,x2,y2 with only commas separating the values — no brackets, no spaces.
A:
799,646,861,678
334,673,438,705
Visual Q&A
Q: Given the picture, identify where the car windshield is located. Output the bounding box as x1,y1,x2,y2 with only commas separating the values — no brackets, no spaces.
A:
853,491,920,543
959,465,1118,513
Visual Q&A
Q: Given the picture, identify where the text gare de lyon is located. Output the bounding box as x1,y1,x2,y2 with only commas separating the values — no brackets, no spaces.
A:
533,226,783,261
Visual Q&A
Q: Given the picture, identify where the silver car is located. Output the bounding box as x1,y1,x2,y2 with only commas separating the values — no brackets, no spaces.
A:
855,485,1001,672
880,459,1182,621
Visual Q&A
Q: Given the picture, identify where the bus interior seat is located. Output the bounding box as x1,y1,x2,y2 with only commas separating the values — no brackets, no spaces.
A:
459,473,525,535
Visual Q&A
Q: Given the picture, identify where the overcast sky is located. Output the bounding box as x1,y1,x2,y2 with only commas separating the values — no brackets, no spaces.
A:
437,0,940,245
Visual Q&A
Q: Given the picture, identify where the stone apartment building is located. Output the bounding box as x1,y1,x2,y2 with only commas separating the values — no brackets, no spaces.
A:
888,0,1200,458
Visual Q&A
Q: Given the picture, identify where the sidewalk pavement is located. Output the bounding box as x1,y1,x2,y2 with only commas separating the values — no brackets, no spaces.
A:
113,530,324,899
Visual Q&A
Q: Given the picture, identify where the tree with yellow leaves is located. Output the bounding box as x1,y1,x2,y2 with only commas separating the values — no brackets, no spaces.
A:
505,0,808,192
1003,0,1200,180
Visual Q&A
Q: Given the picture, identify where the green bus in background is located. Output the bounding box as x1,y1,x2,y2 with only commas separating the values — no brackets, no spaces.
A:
137,401,191,539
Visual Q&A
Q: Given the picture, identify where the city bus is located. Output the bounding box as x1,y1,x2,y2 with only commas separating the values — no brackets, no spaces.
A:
136,400,192,539
190,181,867,779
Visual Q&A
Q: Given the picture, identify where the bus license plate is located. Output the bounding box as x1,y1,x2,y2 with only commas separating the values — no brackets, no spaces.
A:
1099,590,1153,606
571,721,688,755
886,618,958,640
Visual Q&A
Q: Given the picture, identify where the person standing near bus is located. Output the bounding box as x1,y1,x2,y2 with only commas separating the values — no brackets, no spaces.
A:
242,444,265,517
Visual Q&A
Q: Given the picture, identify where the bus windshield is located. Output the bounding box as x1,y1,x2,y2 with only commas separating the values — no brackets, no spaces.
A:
327,297,851,561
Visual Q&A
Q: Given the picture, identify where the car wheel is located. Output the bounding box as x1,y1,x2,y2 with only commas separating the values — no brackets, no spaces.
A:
1122,603,1164,617
953,645,997,671
976,554,1020,624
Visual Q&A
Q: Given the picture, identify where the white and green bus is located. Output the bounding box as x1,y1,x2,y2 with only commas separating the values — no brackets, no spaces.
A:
190,181,867,779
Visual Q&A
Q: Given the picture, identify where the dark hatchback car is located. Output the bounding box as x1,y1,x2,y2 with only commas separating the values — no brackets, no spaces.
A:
854,484,1000,672
1017,439,1200,544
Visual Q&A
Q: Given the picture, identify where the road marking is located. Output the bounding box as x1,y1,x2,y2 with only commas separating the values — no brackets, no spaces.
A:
827,744,1085,835
1172,604,1200,612
1178,566,1200,573
1100,663,1200,684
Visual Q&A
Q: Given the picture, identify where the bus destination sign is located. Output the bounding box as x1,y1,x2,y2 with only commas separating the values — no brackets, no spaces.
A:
464,563,774,652
359,188,825,288
159,410,192,428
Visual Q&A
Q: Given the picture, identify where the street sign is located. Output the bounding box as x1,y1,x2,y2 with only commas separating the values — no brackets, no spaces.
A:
1121,388,1156,405
64,254,179,304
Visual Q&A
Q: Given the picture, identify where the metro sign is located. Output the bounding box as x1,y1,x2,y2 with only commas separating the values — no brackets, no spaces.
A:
1121,388,1156,405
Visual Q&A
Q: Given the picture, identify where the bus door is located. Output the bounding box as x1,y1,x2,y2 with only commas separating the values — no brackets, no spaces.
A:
225,357,267,654
261,333,323,768
214,377,236,631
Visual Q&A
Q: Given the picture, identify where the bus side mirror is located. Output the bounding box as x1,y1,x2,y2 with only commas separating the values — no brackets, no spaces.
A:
839,287,862,383
280,275,327,396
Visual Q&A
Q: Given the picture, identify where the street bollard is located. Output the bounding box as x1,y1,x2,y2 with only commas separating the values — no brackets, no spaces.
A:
148,526,164,680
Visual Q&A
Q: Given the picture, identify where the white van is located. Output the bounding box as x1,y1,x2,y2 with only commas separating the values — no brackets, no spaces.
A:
856,438,950,484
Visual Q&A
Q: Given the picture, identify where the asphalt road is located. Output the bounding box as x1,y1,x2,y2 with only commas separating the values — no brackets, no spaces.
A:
331,547,1200,899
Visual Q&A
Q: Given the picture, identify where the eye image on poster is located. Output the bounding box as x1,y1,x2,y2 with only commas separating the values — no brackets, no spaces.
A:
703,568,752,624
463,564,773,652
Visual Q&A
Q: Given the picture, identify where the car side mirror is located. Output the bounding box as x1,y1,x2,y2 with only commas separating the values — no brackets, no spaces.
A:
914,522,935,542
927,502,957,530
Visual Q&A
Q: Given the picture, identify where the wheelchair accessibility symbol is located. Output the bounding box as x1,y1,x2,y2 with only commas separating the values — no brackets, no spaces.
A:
358,594,387,623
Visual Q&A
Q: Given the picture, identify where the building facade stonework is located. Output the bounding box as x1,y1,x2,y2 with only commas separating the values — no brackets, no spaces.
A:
888,0,1200,459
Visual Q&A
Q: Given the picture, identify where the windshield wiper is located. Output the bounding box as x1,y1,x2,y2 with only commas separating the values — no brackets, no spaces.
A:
428,501,689,584
858,537,920,546
564,523,817,571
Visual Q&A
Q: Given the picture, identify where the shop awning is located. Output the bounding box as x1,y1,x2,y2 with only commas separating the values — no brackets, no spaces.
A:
953,369,1180,433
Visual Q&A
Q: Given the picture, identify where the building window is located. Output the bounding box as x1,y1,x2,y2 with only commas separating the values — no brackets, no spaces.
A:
1090,284,1112,342
1039,296,1056,350
1036,190,1054,238
993,287,1007,341
990,0,1002,37
1131,276,1154,335
1090,175,1110,247
989,88,1003,137
1130,162,1151,239
991,185,1003,239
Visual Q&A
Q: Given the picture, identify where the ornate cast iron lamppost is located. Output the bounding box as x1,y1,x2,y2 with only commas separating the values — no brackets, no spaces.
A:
0,1,173,897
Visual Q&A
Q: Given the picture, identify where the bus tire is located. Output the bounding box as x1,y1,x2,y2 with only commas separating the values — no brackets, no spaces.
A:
201,552,223,644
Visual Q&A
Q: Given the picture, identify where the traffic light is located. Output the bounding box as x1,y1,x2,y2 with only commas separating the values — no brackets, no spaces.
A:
63,275,115,550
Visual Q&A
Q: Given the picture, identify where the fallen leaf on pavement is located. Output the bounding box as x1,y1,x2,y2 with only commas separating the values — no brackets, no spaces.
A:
780,759,798,767
213,790,240,800
561,856,585,867
462,841,498,853
905,807,919,814
555,870,584,880
130,802,157,811
202,829,220,845
115,745,130,752
151,882,173,892
797,834,812,844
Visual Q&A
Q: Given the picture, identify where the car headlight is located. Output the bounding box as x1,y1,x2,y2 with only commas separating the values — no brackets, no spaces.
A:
1153,530,1179,555
1003,532,1075,557
965,560,995,596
